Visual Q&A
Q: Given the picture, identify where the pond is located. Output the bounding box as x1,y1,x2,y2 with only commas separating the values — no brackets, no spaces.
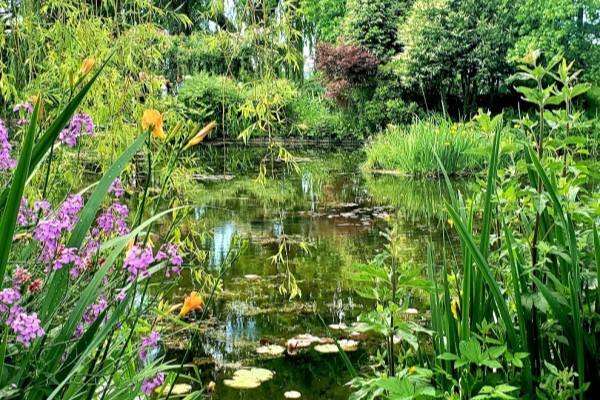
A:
160,145,473,399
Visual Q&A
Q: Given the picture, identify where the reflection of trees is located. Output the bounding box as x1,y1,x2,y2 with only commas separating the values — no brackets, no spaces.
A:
364,174,476,224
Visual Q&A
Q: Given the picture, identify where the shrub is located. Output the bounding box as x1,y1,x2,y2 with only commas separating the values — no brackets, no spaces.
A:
177,72,245,137
239,78,298,139
315,43,379,104
364,117,489,176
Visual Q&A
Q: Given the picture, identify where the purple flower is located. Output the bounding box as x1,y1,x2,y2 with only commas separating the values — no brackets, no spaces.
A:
52,246,79,271
139,331,161,362
0,119,16,170
19,198,51,227
12,102,33,114
58,113,94,147
141,372,165,395
116,289,127,302
34,219,64,262
0,288,21,313
57,194,84,230
8,310,44,347
94,202,129,238
156,243,183,277
109,178,125,198
75,295,108,338
124,245,155,281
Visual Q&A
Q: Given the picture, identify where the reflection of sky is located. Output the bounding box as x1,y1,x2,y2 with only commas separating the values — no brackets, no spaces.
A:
211,222,236,269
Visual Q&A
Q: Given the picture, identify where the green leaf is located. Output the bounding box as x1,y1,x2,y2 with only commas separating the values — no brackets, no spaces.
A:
0,101,40,287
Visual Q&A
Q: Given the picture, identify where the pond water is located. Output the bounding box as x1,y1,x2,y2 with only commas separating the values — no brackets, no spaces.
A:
161,145,473,399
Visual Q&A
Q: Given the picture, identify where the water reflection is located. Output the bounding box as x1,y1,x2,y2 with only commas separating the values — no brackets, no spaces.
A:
211,222,237,269
169,146,472,400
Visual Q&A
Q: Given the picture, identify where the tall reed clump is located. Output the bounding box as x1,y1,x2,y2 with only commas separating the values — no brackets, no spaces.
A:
348,52,598,400
0,56,212,399
363,117,489,177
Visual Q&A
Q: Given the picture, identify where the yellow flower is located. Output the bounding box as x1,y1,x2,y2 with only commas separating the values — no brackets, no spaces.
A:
142,109,165,139
184,121,216,150
179,291,204,317
408,366,417,375
80,57,96,75
451,298,460,320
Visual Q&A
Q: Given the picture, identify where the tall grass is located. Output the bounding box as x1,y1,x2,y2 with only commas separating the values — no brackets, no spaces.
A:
363,117,489,177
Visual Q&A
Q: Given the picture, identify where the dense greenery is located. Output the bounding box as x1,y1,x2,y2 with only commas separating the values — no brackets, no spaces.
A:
0,0,598,399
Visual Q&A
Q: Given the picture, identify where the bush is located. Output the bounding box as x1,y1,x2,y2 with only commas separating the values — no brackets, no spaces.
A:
315,43,379,104
291,93,353,139
364,117,489,176
177,72,245,137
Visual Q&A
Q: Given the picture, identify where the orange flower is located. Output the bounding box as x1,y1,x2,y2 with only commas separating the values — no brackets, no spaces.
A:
80,57,96,75
184,121,216,150
142,109,165,139
179,291,204,317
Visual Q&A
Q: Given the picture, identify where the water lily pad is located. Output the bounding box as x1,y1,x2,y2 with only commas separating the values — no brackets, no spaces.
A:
284,390,302,399
256,344,286,356
286,334,320,354
314,344,338,354
233,368,274,383
155,383,192,395
224,368,274,390
223,377,261,389
314,340,359,354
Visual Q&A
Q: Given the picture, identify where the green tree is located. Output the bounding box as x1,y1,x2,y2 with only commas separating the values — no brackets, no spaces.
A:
511,0,600,82
343,0,412,61
399,0,516,116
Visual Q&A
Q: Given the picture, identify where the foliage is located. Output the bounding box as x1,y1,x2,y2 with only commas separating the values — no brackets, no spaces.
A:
351,54,599,399
342,0,410,61
298,0,346,43
399,0,516,116
315,42,379,105
364,117,490,176
510,0,600,83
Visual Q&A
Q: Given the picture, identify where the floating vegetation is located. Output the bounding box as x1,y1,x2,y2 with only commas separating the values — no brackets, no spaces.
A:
224,368,275,389
284,390,302,399
328,323,348,330
314,339,359,354
256,344,286,356
155,383,192,396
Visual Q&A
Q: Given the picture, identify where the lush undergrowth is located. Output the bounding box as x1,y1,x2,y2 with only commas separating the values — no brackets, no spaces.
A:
363,118,491,177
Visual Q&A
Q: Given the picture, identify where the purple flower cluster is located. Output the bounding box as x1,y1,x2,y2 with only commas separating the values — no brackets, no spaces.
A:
18,199,51,227
13,102,33,126
0,288,21,313
8,310,44,347
139,331,161,362
93,202,129,238
124,245,155,281
58,113,94,147
75,295,108,338
155,243,183,277
0,285,45,347
0,119,16,170
141,372,165,396
33,194,83,263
